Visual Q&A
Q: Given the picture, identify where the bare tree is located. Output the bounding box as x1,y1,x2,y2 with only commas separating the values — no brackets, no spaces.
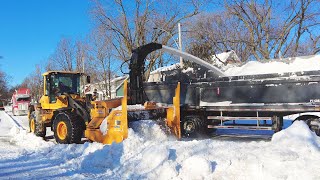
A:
91,0,205,79
48,38,75,71
88,25,114,99
75,40,89,72
187,0,320,62
20,65,43,102
186,12,251,62
0,70,10,100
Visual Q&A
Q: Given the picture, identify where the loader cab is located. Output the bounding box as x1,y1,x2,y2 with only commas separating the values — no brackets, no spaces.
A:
42,71,84,105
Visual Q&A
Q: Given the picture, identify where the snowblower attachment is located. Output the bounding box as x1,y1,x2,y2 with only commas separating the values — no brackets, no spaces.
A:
85,80,128,145
166,82,181,139
85,79,182,144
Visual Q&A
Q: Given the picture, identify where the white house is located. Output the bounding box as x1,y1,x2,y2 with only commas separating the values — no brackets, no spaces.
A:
84,75,128,100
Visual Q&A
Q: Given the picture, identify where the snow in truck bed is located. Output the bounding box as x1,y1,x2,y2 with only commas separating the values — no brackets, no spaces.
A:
224,54,320,76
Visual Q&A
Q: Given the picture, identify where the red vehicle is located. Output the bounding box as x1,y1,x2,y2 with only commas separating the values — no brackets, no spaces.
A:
11,88,31,116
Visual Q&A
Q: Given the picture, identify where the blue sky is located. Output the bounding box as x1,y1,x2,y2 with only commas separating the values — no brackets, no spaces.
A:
0,0,93,86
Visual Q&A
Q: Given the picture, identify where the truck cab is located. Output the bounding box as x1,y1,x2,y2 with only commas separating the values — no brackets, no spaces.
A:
12,88,31,116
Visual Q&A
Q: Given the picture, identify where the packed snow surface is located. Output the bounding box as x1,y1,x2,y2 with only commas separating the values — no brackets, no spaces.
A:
1,111,320,179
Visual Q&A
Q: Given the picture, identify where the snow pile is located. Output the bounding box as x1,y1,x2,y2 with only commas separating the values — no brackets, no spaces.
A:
135,145,169,174
79,142,122,174
150,63,180,74
8,126,55,151
272,120,320,150
182,67,194,73
81,121,320,179
0,112,54,152
212,50,241,69
99,116,108,135
129,120,168,141
179,156,212,179
113,104,145,111
224,55,320,76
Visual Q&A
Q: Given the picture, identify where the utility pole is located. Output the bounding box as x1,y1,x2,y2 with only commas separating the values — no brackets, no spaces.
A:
82,56,85,73
178,23,183,67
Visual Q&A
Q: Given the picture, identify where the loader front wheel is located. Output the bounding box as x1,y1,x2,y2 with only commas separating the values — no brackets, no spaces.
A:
56,121,68,140
53,111,84,144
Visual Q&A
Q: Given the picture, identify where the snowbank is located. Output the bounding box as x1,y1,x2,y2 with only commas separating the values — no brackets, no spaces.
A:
272,120,320,150
150,63,181,74
1,114,320,179
179,156,212,179
8,127,55,151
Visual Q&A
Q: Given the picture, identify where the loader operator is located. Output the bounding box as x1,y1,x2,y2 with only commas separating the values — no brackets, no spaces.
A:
52,81,70,94
58,82,71,93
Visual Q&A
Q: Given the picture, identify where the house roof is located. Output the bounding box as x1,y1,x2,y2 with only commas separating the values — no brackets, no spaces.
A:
42,71,84,76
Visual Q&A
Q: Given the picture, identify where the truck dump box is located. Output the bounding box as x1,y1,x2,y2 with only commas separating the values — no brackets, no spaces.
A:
144,70,320,116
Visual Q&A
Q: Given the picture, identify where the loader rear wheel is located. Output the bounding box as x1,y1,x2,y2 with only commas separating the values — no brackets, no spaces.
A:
53,111,85,144
29,111,46,138
30,118,35,133
307,119,320,136
182,115,208,138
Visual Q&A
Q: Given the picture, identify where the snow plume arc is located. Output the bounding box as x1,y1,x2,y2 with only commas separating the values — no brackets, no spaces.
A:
161,45,226,77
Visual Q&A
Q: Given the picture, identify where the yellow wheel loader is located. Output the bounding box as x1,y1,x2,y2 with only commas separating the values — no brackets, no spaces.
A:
28,71,129,144
28,70,181,144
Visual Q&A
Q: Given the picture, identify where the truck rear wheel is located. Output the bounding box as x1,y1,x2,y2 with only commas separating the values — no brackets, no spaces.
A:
295,115,320,136
53,111,85,144
307,119,320,136
182,115,208,138
29,111,46,138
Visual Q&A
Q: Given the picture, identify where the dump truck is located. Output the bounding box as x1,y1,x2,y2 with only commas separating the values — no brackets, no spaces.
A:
12,88,31,116
132,43,320,137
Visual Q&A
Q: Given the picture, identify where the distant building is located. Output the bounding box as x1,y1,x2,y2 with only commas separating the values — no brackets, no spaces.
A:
84,75,128,100
211,50,241,67
148,63,181,82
